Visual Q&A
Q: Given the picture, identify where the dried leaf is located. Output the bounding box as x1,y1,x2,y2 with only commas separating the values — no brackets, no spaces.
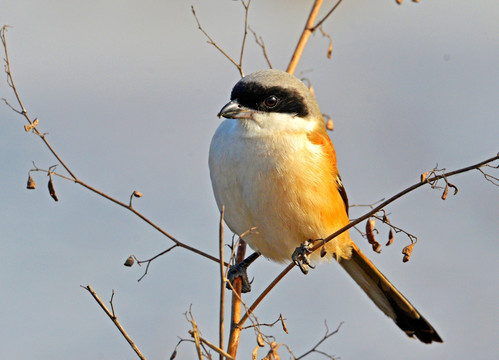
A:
366,218,376,245
27,175,36,189
327,42,332,59
124,256,134,267
133,190,143,198
420,171,429,182
386,229,395,246
48,176,59,202
372,242,382,253
396,0,402,4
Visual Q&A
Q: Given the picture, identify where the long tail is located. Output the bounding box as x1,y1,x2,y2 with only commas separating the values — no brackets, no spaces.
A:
339,243,443,344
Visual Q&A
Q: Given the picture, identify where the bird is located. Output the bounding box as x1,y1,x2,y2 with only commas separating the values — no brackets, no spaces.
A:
208,68,442,344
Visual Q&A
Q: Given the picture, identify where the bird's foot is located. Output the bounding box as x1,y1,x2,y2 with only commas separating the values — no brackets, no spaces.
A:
226,252,260,293
227,262,253,293
292,240,316,274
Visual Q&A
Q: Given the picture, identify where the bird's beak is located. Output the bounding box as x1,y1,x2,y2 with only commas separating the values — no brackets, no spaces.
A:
217,100,252,119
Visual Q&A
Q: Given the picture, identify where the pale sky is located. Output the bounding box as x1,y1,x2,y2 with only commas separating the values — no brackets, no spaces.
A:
1,1,498,359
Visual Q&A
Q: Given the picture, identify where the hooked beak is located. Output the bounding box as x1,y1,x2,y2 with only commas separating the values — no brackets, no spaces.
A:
217,100,252,119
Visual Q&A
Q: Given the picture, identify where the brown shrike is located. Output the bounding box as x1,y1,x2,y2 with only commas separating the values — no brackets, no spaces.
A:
209,69,442,344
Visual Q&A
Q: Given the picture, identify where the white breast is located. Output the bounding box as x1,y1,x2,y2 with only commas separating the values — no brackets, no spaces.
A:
209,117,349,263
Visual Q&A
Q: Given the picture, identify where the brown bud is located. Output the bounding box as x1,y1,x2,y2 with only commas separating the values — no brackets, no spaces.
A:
441,185,449,200
124,256,134,267
133,190,143,198
27,175,36,189
420,171,429,182
386,229,395,246
326,117,334,131
48,176,59,202
366,218,376,245
257,333,265,347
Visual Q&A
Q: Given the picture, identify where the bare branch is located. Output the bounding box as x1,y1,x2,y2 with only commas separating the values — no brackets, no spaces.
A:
248,26,272,69
287,0,324,74
82,285,146,360
295,321,343,360
311,0,343,32
218,207,226,360
191,6,244,77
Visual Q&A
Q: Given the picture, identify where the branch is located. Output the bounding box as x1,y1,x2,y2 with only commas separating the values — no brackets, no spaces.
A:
191,2,253,78
218,207,226,360
2,28,227,270
238,154,499,328
82,285,146,360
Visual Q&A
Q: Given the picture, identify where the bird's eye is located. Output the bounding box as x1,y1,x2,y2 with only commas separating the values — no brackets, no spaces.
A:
263,95,279,108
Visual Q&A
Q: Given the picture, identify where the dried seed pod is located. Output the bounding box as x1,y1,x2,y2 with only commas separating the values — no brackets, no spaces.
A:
372,242,382,253
320,246,327,257
366,218,376,245
133,190,143,198
257,333,265,347
441,185,449,200
396,0,402,4
420,171,429,182
386,229,395,246
382,213,390,224
48,176,59,202
169,349,177,360
280,314,289,334
124,256,134,267
402,243,415,262
327,41,333,59
252,346,259,360
27,175,36,189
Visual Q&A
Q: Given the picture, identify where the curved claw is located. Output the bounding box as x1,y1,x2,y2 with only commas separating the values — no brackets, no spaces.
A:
292,240,316,274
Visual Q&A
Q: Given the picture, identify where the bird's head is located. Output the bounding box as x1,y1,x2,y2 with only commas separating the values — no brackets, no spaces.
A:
217,69,324,133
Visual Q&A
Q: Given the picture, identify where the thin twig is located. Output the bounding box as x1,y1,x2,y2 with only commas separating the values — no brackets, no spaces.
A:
188,330,236,360
2,27,228,271
191,6,244,77
82,285,146,360
238,0,251,77
186,308,204,360
218,207,226,360
295,321,342,359
249,26,273,69
311,0,343,32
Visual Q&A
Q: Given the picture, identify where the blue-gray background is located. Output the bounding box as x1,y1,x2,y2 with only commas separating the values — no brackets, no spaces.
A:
1,1,498,359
